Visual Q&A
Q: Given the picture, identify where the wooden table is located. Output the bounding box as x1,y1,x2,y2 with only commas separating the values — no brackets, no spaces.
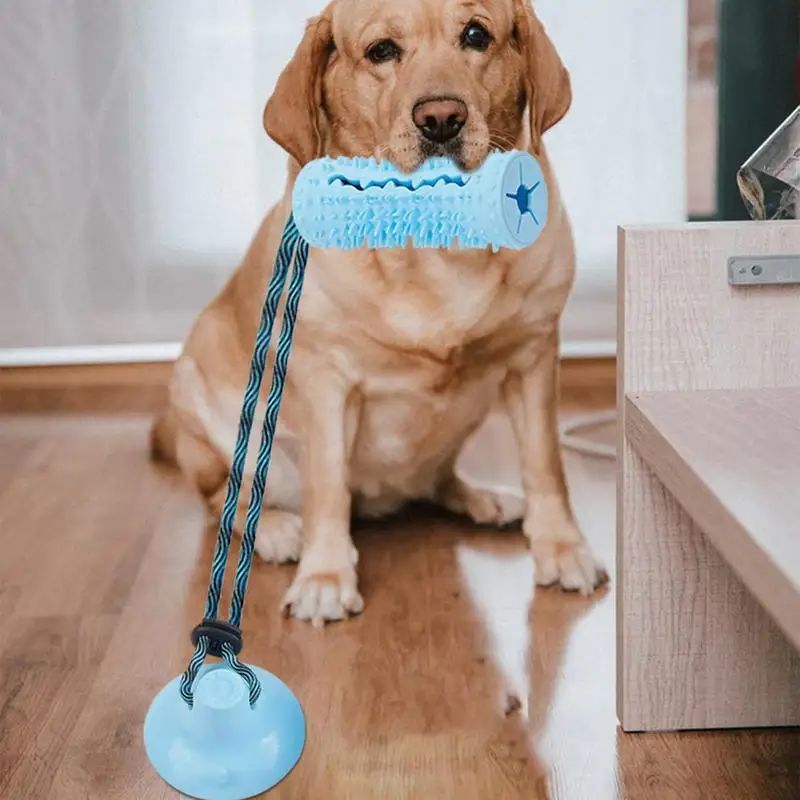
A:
627,389,800,652
618,221,800,732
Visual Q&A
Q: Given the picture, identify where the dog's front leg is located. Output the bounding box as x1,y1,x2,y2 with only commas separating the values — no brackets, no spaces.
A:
282,378,363,626
503,336,605,595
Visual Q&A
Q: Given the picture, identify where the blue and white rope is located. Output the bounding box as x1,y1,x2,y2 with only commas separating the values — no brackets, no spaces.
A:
230,238,309,628
203,219,300,622
180,215,308,709
179,634,210,708
178,638,263,708
221,643,263,707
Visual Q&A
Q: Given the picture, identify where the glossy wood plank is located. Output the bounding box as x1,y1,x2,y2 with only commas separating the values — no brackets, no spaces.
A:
0,614,118,798
0,410,797,798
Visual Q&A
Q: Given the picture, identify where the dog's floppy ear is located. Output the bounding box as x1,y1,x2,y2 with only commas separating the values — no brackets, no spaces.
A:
263,11,334,166
514,1,571,155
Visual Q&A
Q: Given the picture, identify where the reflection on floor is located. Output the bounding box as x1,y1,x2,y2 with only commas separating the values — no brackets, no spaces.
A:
0,409,797,799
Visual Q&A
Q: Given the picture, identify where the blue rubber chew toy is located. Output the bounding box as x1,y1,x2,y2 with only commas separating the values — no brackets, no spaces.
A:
143,150,546,800
293,150,547,251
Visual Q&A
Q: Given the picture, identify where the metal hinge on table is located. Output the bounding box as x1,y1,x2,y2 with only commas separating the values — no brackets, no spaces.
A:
728,255,800,286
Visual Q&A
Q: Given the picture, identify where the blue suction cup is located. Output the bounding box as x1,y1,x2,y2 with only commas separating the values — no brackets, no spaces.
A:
144,663,305,800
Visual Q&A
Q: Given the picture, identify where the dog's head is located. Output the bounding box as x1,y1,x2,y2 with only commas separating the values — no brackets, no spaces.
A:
264,0,570,173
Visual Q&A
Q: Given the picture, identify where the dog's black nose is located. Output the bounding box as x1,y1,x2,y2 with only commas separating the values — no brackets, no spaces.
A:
413,98,468,144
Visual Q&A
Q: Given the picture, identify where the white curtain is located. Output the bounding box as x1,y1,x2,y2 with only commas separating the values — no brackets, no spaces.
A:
541,0,687,346
0,0,685,352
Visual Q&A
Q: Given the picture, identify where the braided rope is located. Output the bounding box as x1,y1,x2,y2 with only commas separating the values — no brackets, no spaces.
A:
203,218,300,621
229,238,309,628
221,643,263,707
179,635,210,709
180,215,308,709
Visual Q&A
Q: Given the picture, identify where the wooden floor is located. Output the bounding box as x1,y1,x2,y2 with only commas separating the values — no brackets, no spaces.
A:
0,408,798,799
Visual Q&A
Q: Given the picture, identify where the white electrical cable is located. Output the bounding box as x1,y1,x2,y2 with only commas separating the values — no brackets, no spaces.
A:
560,409,617,459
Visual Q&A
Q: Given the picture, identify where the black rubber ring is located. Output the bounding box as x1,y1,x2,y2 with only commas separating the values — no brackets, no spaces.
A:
191,619,243,657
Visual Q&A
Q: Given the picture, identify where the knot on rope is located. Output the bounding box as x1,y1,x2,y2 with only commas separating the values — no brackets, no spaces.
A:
191,619,243,657
179,215,309,709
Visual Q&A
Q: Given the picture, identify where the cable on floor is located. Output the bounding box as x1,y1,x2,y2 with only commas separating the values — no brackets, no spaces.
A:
560,409,616,460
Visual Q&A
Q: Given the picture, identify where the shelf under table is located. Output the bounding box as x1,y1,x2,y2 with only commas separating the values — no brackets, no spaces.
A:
626,388,800,652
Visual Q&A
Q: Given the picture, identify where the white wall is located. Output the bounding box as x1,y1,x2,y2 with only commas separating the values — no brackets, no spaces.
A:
0,0,686,357
539,0,688,347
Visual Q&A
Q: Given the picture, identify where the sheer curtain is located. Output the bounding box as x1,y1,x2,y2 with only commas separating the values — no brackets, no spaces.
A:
0,0,685,353
542,0,687,347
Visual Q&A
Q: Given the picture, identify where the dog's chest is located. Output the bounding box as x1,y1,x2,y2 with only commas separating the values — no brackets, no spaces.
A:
352,343,506,478
308,248,539,480
353,383,500,484
350,247,524,357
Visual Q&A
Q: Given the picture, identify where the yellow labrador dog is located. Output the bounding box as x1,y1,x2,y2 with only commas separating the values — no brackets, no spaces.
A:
153,0,604,626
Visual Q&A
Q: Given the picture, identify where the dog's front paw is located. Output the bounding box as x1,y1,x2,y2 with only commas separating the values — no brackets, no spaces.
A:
524,496,606,596
530,538,606,595
282,553,363,627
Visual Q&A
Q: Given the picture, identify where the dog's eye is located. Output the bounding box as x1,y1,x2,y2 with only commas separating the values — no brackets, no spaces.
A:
461,21,493,52
366,39,402,64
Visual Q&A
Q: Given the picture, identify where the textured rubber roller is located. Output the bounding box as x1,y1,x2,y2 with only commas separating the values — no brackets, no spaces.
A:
292,150,547,251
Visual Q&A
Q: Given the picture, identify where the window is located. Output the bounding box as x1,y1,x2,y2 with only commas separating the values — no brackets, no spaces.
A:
688,0,799,221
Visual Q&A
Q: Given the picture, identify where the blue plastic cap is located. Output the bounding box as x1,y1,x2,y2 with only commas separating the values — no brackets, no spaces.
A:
144,664,305,799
